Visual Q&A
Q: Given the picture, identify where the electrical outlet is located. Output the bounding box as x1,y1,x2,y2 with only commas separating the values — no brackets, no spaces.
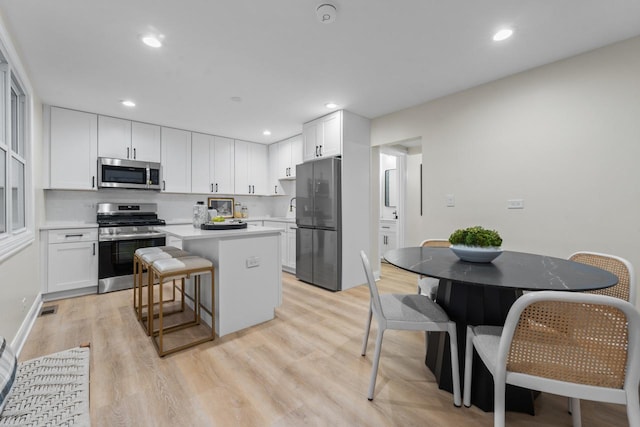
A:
507,199,524,209
446,194,455,207
246,256,260,268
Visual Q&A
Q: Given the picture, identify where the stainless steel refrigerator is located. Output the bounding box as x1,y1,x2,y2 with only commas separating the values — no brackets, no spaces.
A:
296,157,342,291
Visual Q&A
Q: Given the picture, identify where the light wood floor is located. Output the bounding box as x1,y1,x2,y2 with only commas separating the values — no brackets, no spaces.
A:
22,263,629,426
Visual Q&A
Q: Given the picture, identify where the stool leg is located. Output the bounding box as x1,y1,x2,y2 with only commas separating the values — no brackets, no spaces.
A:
158,274,164,356
147,268,154,336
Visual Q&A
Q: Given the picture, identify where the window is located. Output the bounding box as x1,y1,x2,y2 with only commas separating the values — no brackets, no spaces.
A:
0,40,32,260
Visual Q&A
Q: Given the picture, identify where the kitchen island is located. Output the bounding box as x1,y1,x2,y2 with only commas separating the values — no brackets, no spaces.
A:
156,224,283,337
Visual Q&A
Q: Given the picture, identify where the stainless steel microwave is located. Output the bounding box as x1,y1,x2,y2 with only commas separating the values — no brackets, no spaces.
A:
97,157,162,190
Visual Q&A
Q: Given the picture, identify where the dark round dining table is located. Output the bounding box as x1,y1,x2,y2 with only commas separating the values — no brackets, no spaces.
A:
383,247,619,413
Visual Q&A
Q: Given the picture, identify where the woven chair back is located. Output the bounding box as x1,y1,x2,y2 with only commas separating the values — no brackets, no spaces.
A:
421,239,451,248
570,252,631,302
507,299,628,389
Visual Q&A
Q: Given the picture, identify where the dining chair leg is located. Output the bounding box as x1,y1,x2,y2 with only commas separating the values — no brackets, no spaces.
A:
463,326,474,407
447,322,461,407
570,398,581,427
627,385,640,427
361,305,373,356
494,371,506,427
368,327,385,401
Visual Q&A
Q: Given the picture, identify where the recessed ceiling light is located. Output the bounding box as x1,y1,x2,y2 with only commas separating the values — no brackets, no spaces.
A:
230,96,242,103
325,102,338,109
142,35,163,48
493,28,513,42
121,100,136,107
263,130,271,136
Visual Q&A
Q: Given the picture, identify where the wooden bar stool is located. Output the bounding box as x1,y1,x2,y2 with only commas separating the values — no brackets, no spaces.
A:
133,246,191,329
148,256,215,357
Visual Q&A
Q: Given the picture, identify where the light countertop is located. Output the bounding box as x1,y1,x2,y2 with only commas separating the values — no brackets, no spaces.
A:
157,224,283,240
40,222,98,230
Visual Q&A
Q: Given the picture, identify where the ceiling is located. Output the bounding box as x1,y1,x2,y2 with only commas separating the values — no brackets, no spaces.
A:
1,1,639,144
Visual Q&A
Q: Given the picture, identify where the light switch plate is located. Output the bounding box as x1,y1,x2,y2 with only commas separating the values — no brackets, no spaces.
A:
246,256,260,268
507,199,524,209
446,194,455,207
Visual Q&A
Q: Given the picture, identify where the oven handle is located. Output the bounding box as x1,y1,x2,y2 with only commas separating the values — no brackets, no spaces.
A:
99,232,166,242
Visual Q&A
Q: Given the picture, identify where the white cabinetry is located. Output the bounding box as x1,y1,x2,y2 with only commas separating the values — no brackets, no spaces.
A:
263,220,296,272
234,140,267,195
161,127,192,193
268,135,302,195
302,111,342,161
47,106,98,190
42,228,98,297
379,220,397,257
98,116,161,162
192,133,235,194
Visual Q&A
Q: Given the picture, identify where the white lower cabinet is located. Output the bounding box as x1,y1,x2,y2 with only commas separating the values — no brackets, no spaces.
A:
263,220,296,272
287,225,296,270
43,228,98,297
379,220,397,258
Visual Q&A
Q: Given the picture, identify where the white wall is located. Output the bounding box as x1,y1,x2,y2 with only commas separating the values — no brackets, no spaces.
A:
371,36,640,305
0,10,43,342
404,150,423,246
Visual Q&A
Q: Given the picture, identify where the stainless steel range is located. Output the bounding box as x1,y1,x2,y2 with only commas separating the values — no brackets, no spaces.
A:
97,203,166,294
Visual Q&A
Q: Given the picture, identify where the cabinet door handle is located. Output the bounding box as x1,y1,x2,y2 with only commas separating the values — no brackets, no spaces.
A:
252,185,255,193
381,226,390,229
65,234,83,238
133,148,137,159
315,146,319,157
127,147,130,159
211,183,214,193
274,185,278,194
163,180,166,191
93,242,96,256
92,176,95,188
215,183,218,192
319,145,323,156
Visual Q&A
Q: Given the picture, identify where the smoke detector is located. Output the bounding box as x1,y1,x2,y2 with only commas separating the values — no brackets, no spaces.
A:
316,4,337,24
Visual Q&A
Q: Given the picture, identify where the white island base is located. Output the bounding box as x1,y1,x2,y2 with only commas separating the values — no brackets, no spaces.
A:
157,225,282,337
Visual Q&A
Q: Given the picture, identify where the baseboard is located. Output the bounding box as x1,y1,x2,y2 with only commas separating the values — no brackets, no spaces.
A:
42,286,97,302
11,292,43,357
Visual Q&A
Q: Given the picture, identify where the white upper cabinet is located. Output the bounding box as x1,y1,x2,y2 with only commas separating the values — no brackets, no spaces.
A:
234,140,268,195
268,143,283,196
161,127,192,193
213,136,235,194
98,116,160,162
302,111,342,161
132,122,161,162
268,134,303,195
191,133,235,194
48,106,98,190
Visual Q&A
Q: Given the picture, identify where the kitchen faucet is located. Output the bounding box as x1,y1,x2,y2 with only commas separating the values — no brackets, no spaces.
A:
289,197,297,212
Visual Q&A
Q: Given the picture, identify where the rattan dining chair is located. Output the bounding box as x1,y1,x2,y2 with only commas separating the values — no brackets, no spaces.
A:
462,291,640,427
569,251,636,305
416,239,451,299
360,250,461,405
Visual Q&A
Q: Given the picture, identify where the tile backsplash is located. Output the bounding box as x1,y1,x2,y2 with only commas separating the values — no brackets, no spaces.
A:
44,189,295,223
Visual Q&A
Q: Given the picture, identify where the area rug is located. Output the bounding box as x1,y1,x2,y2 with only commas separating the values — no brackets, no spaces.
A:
0,347,90,426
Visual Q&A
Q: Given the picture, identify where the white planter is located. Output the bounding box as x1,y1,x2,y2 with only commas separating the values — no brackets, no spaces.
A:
450,245,503,263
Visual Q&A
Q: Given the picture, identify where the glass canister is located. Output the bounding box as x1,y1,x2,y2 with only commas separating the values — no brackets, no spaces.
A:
241,205,248,218
234,202,242,219
193,201,208,228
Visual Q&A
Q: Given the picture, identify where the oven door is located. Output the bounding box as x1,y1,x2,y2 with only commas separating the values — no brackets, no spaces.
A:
98,235,166,293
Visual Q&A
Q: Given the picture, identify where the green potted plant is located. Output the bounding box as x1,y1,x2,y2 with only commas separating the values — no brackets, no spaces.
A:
448,226,503,262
